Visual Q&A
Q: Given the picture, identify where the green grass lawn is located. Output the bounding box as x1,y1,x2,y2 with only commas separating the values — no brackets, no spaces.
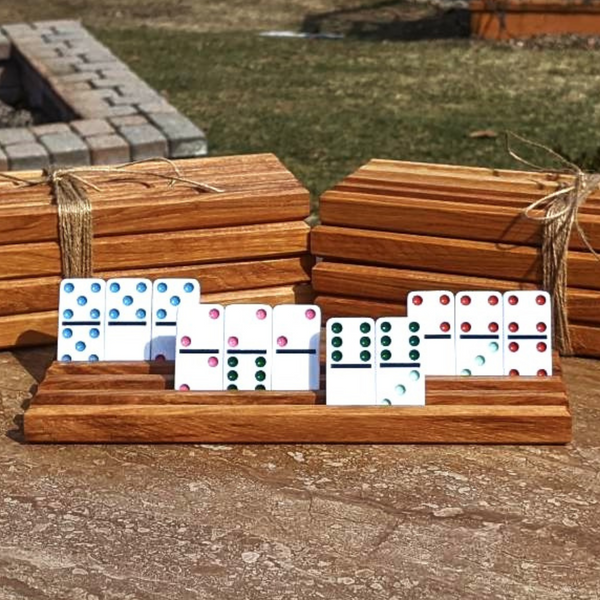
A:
5,0,600,203
93,26,600,204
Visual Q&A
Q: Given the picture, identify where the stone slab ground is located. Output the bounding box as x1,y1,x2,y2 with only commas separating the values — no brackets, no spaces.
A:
1,349,600,598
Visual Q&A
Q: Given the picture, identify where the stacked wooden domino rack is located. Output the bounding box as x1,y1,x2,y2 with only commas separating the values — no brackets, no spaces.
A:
21,155,579,444
312,158,600,358
0,153,313,350
25,353,569,444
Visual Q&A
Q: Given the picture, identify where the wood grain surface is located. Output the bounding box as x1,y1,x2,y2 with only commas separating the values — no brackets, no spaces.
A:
320,191,600,251
206,283,314,306
315,157,600,362
23,403,571,444
337,160,600,208
47,360,175,376
3,346,599,599
360,159,588,184
334,179,600,215
0,174,301,209
0,153,312,350
311,262,600,325
32,385,565,407
42,358,565,392
311,225,600,290
0,153,303,201
38,373,175,391
35,360,566,405
34,378,565,405
23,357,570,443
361,159,600,191
316,294,404,320
0,189,310,245
32,389,323,406
0,221,310,279
0,256,313,316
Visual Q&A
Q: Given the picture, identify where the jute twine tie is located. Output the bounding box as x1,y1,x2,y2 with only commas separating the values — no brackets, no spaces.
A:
506,132,600,355
52,169,94,279
0,158,222,280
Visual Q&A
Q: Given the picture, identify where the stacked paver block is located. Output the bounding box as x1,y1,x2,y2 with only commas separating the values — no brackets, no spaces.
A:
0,20,207,169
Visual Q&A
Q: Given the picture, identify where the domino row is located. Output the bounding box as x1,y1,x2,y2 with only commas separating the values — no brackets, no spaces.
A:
174,303,321,392
57,277,201,362
325,289,553,406
326,316,425,405
403,289,552,377
57,277,322,391
58,279,552,397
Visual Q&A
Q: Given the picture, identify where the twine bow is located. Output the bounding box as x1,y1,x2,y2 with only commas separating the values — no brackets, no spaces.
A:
506,132,600,355
0,158,223,280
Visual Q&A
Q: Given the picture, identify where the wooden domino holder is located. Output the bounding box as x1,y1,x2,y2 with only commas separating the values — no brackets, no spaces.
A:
0,153,314,350
312,157,600,359
24,348,569,444
20,157,574,444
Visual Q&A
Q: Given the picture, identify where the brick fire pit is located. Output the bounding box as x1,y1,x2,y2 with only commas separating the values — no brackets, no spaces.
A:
0,20,207,170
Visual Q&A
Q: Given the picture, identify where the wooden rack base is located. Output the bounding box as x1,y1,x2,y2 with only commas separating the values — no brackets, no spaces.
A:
23,359,571,444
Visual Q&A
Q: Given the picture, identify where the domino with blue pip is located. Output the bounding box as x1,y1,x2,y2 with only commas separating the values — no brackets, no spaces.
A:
57,278,106,362
150,278,200,360
104,278,152,360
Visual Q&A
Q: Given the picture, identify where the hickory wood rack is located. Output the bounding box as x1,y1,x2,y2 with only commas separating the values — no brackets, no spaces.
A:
24,354,571,444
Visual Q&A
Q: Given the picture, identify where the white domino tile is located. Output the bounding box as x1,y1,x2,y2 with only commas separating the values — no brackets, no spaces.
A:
272,304,321,391
175,304,224,391
455,290,504,376
104,278,152,360
375,316,425,406
57,278,106,362
503,290,553,376
407,290,456,375
223,305,273,391
326,317,376,405
150,278,200,360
